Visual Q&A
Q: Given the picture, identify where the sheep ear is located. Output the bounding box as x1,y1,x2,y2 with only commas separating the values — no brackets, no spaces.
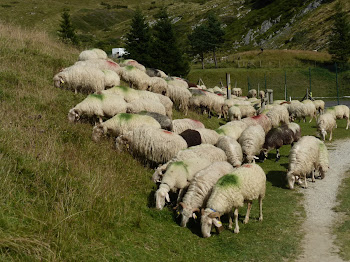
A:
213,218,222,228
165,192,170,202
192,213,197,219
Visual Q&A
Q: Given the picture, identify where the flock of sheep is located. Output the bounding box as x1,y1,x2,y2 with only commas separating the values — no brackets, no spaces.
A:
54,48,350,238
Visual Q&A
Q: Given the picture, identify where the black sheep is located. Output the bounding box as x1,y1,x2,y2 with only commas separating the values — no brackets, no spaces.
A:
179,129,202,147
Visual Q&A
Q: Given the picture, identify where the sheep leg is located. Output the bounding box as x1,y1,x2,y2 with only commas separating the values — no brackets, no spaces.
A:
304,176,308,188
329,129,333,141
228,210,233,229
275,148,280,162
233,208,240,234
347,118,349,130
259,195,263,221
311,170,315,183
243,201,252,224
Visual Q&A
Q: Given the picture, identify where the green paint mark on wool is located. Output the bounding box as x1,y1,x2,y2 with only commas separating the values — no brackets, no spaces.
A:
215,128,225,135
216,174,240,188
116,86,130,92
117,113,134,122
89,94,104,101
125,65,134,71
170,161,189,173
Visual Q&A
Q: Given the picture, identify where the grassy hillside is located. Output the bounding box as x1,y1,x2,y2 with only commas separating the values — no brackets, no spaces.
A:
1,23,350,261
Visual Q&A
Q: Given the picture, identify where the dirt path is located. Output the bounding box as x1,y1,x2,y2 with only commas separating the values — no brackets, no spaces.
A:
296,138,350,262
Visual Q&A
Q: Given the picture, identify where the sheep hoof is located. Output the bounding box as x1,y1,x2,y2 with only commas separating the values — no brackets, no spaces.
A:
275,157,280,162
243,219,249,224
259,216,263,222
234,228,240,234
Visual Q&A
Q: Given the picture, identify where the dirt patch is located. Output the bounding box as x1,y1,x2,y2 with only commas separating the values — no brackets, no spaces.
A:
296,138,350,262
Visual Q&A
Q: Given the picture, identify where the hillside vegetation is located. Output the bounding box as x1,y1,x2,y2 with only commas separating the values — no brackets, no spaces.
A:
0,0,349,53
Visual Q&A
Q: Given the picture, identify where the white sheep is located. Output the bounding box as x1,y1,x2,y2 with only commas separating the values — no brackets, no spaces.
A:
172,118,205,134
265,104,290,127
54,66,111,94
178,161,234,227
301,100,317,123
228,106,241,121
91,113,161,142
232,88,242,97
119,65,151,90
287,136,329,189
120,59,146,72
78,48,108,61
238,125,265,163
236,104,256,118
127,98,166,116
116,126,187,165
152,144,228,183
216,121,248,140
148,77,168,96
247,89,257,98
155,158,213,210
201,163,266,237
166,77,189,89
73,58,121,74
325,105,349,129
215,136,243,167
313,100,325,114
194,128,221,145
68,93,128,123
317,113,337,141
259,90,265,99
241,114,272,134
166,84,192,115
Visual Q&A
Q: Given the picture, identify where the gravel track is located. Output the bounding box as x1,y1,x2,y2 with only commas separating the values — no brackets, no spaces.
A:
296,138,350,262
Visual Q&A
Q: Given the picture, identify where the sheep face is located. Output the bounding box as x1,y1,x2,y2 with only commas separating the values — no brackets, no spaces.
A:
68,109,79,122
179,203,199,227
287,171,295,189
320,130,327,141
53,75,64,88
155,188,170,210
115,136,129,152
201,210,221,238
92,125,104,142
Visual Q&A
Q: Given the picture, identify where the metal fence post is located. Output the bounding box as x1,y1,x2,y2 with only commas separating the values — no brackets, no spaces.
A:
284,71,287,101
226,73,231,99
247,76,250,91
264,73,267,92
309,67,312,93
336,63,339,105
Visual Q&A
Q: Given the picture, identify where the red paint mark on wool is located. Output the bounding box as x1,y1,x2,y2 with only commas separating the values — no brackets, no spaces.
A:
280,101,291,105
163,130,173,134
216,93,223,96
191,119,202,123
252,115,264,120
244,164,252,168
107,61,119,67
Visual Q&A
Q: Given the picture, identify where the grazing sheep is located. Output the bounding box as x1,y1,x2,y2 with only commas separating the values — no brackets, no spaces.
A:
236,104,256,118
178,161,234,227
152,144,227,183
119,66,151,90
116,126,187,165
78,48,107,61
216,121,248,140
287,136,329,189
102,70,121,88
166,84,192,115
91,113,161,142
120,59,146,72
301,100,317,123
247,89,257,98
313,100,325,114
172,119,205,134
260,123,301,161
265,104,290,128
259,90,265,99
215,136,243,167
146,68,162,77
137,111,173,131
201,163,266,237
228,106,241,121
54,66,111,94
202,92,225,118
126,98,166,116
179,129,202,147
73,59,121,74
325,105,349,129
68,93,127,123
241,114,272,134
317,113,336,141
166,77,189,89
155,158,213,210
286,101,307,122
148,77,168,96
195,128,220,145
155,94,173,119
232,88,242,97
238,125,265,163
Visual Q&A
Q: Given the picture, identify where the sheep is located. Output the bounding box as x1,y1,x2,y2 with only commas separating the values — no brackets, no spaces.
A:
232,88,242,97
216,121,248,140
203,92,226,118
177,161,235,227
155,158,213,210
172,118,205,134
236,104,256,118
194,128,220,145
102,70,121,88
228,106,241,121
215,136,243,167
317,113,336,141
201,163,266,237
73,58,121,74
152,144,228,183
287,136,329,189
116,126,187,165
260,123,301,161
286,101,307,122
54,66,110,94
68,93,128,123
148,77,168,96
247,89,257,98
265,104,290,127
78,48,108,61
146,68,163,77
126,98,166,116
166,77,189,89
259,90,265,99
137,111,173,131
301,100,317,123
238,125,265,163
313,100,325,114
91,113,161,142
120,59,146,72
166,84,192,115
325,105,350,129
179,129,202,147
241,114,272,134
119,66,151,90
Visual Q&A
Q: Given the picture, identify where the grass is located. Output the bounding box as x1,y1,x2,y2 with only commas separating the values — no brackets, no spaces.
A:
333,170,350,261
1,22,350,261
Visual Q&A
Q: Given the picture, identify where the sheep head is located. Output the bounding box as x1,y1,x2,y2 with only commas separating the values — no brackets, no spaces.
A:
53,74,65,89
178,202,200,227
201,209,222,238
67,109,80,122
286,171,295,189
91,124,104,142
155,187,170,210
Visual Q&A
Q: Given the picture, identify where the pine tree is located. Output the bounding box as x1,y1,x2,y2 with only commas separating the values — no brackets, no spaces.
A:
58,9,79,45
206,12,225,68
328,2,350,67
188,24,211,69
125,8,152,67
151,8,190,77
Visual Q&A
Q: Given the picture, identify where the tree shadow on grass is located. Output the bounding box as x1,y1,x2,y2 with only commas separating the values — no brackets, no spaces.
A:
266,170,288,189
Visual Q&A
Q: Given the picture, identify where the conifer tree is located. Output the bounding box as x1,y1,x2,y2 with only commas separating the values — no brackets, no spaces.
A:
188,24,211,69
151,8,190,77
58,9,79,45
125,8,152,67
206,12,225,68
328,2,350,66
